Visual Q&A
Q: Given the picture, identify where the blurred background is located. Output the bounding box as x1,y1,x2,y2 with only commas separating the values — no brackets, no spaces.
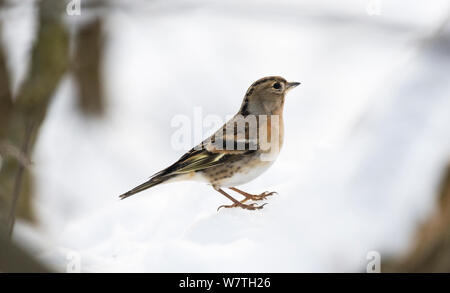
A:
1,0,450,272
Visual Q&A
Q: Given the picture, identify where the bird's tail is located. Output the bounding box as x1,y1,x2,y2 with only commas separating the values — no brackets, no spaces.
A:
119,175,171,200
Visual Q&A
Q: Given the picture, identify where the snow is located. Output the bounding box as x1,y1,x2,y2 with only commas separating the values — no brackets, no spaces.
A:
4,0,450,272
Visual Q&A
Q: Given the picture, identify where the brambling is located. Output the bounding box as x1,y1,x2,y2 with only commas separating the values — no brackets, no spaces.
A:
119,76,300,211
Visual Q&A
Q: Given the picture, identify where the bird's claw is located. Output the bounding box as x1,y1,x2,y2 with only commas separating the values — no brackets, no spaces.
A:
252,191,277,201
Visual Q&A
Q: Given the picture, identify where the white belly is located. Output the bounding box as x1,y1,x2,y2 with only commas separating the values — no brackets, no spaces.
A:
217,160,275,188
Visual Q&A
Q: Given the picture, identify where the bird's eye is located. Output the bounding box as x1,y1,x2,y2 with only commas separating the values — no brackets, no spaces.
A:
273,82,281,90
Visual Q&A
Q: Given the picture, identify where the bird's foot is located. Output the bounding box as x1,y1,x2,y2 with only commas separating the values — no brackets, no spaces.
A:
229,187,277,201
250,191,277,201
217,201,267,211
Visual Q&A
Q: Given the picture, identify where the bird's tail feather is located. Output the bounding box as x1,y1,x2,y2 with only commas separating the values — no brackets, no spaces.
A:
119,175,170,200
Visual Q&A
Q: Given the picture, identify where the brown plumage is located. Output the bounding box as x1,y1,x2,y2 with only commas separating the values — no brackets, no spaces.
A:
119,76,300,210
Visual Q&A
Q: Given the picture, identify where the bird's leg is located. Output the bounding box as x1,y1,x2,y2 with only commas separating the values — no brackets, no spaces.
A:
229,187,277,201
214,187,266,211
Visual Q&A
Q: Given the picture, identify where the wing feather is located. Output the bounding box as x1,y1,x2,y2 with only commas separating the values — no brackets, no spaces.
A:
153,114,258,177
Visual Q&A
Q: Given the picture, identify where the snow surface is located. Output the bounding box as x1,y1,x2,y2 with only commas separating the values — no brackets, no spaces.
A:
3,0,450,272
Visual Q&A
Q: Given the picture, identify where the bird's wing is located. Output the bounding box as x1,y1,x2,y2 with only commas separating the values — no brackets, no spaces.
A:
150,149,225,178
203,114,259,154
154,115,257,177
168,148,228,174
120,115,258,199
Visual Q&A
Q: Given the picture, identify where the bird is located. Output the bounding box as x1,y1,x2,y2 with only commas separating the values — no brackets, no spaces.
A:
119,76,300,211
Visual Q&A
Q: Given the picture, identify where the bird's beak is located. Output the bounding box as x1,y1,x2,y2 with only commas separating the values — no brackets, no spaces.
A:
286,81,301,91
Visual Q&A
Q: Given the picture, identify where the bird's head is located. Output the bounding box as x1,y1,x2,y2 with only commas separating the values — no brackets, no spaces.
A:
240,76,300,115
